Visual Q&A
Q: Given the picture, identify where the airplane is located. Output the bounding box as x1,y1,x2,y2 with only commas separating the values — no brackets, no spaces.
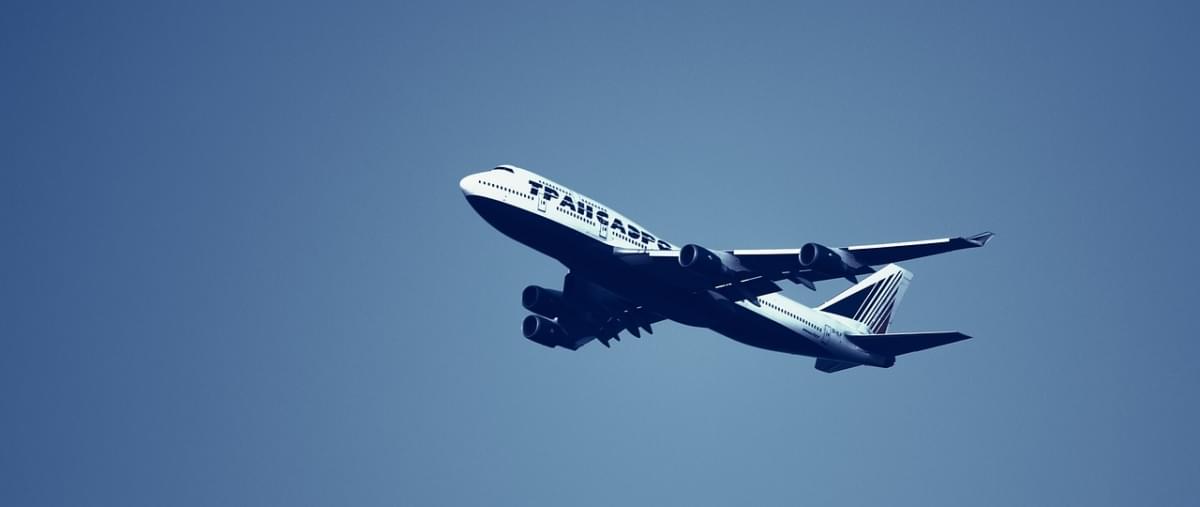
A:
460,165,993,373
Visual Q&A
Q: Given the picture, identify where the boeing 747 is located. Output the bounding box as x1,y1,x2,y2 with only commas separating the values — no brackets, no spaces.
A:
460,165,992,373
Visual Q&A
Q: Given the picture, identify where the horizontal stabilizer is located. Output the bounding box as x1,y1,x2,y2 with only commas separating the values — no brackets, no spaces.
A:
814,358,861,373
846,331,971,357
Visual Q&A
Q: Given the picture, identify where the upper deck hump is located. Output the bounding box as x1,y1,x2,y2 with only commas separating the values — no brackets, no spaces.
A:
488,165,673,251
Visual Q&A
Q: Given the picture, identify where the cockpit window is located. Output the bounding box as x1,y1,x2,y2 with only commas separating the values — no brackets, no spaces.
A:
491,166,514,173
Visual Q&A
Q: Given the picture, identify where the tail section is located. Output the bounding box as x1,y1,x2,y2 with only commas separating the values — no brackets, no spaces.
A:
817,264,911,333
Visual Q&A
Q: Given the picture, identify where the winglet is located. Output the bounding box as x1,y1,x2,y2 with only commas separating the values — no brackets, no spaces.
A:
966,231,994,247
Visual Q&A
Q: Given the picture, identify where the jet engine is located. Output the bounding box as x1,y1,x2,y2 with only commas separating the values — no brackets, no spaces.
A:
522,315,567,348
522,285,565,318
798,242,851,277
678,244,735,279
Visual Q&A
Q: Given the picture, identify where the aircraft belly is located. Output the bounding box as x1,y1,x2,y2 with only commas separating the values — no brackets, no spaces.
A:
466,195,610,264
710,308,827,358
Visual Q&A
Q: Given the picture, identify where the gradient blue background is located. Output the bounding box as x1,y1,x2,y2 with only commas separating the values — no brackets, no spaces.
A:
4,1,1199,505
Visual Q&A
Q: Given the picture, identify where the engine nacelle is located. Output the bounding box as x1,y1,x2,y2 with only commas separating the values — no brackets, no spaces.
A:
798,242,850,276
522,315,567,348
678,244,735,278
522,285,565,318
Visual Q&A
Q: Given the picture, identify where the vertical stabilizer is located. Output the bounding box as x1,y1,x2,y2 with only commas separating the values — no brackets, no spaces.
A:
816,264,912,333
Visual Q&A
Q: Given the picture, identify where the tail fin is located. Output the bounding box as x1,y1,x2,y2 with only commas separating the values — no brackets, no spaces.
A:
817,264,911,333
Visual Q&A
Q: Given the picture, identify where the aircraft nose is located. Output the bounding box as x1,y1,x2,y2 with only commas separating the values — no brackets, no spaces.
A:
459,173,477,196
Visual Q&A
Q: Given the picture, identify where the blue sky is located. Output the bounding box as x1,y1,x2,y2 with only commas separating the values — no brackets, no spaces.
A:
4,1,1200,505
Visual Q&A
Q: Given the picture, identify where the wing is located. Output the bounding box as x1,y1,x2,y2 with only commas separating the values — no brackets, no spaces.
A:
588,305,665,349
615,232,993,301
841,232,995,266
552,273,668,350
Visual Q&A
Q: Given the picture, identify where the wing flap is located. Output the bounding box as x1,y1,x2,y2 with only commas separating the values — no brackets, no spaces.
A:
714,276,783,303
